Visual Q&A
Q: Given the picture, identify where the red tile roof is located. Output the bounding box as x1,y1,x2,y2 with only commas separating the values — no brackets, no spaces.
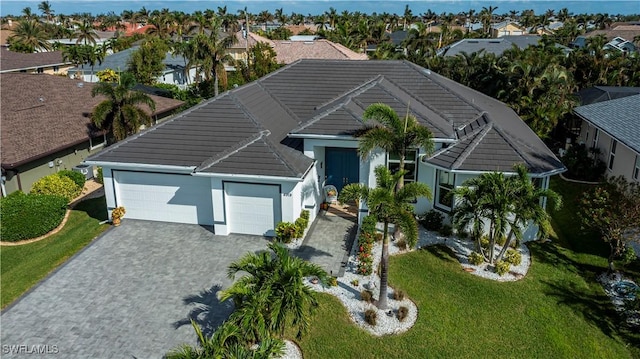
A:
1,73,184,168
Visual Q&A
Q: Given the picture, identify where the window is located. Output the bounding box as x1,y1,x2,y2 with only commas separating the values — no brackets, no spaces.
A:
53,66,59,73
608,139,617,171
584,125,590,144
634,155,640,181
37,68,44,73
435,169,455,211
387,150,418,183
592,128,599,149
90,134,106,150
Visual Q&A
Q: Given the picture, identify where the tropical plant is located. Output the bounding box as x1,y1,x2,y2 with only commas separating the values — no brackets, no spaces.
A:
219,242,328,341
340,165,432,309
579,176,640,272
127,38,169,85
38,1,54,22
74,19,98,45
187,17,237,96
90,73,156,141
8,20,52,52
166,319,285,359
358,103,434,191
495,164,561,262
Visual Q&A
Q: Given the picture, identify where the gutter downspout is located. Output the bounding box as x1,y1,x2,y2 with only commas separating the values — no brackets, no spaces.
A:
1,175,6,198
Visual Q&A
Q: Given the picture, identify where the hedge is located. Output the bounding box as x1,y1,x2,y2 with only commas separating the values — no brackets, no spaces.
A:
0,192,68,242
57,170,86,189
30,174,81,202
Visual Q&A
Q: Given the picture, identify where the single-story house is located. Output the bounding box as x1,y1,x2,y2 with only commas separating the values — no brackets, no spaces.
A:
491,21,526,38
85,59,565,238
67,46,197,88
0,73,184,196
575,94,640,183
437,35,570,57
0,47,72,74
228,31,366,67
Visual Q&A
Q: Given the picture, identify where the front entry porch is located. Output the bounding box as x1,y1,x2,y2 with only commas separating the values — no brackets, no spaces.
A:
294,204,357,277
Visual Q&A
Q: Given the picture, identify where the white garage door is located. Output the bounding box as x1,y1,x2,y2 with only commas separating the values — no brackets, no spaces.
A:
114,171,213,225
226,183,281,236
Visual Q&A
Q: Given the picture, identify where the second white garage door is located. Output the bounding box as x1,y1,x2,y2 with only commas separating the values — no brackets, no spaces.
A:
114,171,213,225
225,183,281,236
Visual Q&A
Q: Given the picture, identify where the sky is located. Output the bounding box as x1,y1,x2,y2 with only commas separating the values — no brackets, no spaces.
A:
1,0,639,17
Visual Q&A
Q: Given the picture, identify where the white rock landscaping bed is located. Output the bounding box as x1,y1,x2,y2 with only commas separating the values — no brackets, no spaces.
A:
280,225,533,358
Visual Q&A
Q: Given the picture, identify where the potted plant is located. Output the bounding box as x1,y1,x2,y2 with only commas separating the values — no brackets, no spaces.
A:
111,206,126,226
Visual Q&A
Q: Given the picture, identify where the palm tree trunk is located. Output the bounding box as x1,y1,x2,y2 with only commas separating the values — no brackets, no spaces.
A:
496,228,515,263
488,223,495,264
377,221,390,310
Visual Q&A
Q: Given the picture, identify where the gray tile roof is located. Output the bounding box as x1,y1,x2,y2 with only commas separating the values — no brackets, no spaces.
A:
576,86,640,105
574,94,640,154
438,35,570,57
88,59,563,177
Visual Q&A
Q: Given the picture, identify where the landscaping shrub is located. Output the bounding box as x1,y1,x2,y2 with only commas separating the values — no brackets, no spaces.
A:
438,224,453,237
275,222,296,243
361,290,374,303
96,167,104,184
419,209,444,231
328,276,338,286
357,215,377,275
350,279,359,287
622,246,637,265
495,235,507,247
494,260,510,276
294,218,307,238
468,251,484,265
300,209,310,220
397,306,409,322
0,192,68,241
480,236,490,250
504,249,522,266
364,308,377,326
57,170,86,190
30,174,81,202
561,143,606,182
393,289,405,301
396,238,407,250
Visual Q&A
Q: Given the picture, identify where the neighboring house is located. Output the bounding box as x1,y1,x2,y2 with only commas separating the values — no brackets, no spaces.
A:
0,47,72,74
491,21,526,37
572,35,638,54
48,30,115,47
66,46,197,88
228,31,366,67
0,73,184,196
575,94,640,183
583,22,640,43
85,59,564,238
438,35,570,57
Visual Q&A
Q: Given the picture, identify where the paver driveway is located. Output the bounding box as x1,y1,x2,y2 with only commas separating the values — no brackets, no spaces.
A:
0,220,271,358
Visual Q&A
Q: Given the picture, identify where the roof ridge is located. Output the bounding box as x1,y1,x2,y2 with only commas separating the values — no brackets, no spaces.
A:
373,76,453,137
451,123,493,169
291,75,383,133
488,121,539,168
254,81,302,123
260,136,304,177
196,130,270,172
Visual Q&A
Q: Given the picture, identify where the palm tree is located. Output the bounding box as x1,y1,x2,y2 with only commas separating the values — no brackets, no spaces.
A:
75,19,98,45
91,73,156,141
38,1,54,22
340,166,431,309
188,17,237,96
166,319,285,359
219,242,328,341
358,103,434,191
8,20,51,52
495,164,561,262
21,7,36,20
452,180,490,257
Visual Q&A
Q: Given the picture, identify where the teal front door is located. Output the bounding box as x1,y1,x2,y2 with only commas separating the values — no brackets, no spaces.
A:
325,148,359,193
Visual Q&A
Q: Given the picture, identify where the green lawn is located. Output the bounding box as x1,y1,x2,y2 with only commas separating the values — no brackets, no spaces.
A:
290,177,640,358
1,196,109,309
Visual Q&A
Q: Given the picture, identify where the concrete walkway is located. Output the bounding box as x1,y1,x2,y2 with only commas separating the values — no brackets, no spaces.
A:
294,207,357,277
